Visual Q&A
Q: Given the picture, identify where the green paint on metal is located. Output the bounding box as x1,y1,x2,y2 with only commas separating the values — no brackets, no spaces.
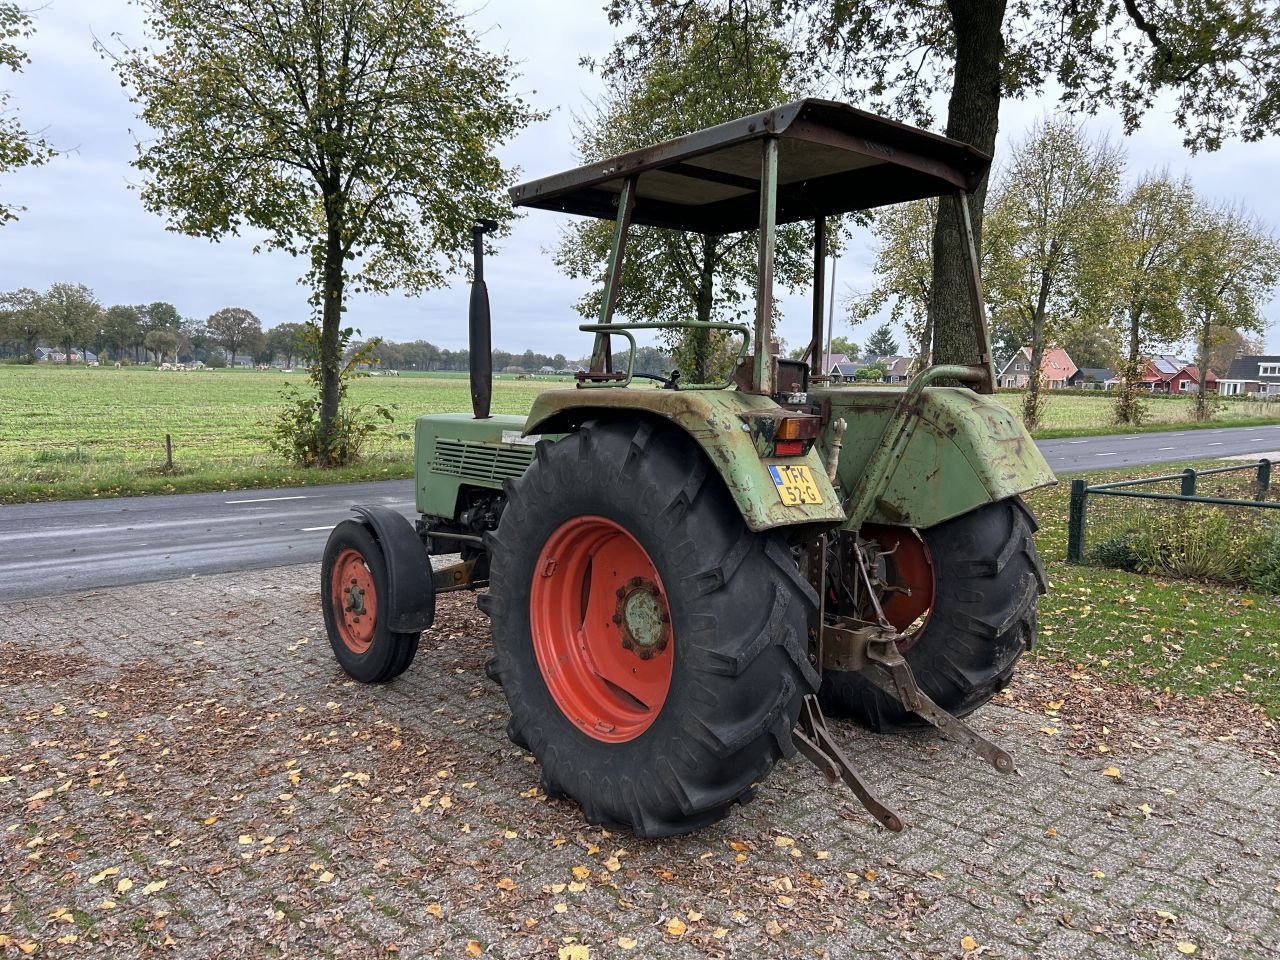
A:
414,413,539,518
814,384,1056,530
753,138,778,396
524,388,846,532
1067,478,1087,562
577,320,750,390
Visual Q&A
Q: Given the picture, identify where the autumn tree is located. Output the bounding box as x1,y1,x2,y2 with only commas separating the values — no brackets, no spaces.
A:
1182,203,1280,420
101,305,142,362
206,306,262,366
42,283,101,364
1109,172,1197,424
1,3,55,224
1207,326,1266,379
108,0,538,464
606,0,1280,370
847,199,936,363
983,119,1123,429
266,322,305,368
556,5,814,382
144,327,179,364
0,287,44,358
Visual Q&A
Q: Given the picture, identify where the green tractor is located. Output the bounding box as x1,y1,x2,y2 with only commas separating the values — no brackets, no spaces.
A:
321,99,1054,837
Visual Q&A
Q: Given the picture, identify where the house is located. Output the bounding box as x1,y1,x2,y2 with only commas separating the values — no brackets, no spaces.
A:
829,360,863,382
1068,367,1117,390
1218,356,1280,397
35,347,66,363
820,353,851,376
881,356,912,384
996,346,1078,389
1139,355,1214,393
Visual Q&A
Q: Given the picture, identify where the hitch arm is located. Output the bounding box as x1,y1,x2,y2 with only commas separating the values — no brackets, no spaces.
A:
794,695,904,832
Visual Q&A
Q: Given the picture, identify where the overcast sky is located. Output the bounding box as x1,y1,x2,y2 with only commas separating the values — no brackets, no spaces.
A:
3,0,1278,359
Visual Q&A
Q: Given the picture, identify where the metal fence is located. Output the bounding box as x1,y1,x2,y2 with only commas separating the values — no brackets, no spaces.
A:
1067,460,1278,565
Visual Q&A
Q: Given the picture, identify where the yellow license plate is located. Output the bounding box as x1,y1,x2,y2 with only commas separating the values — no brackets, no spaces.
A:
769,464,823,505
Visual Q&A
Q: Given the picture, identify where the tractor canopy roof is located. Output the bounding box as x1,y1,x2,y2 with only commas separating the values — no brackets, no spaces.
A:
509,98,991,234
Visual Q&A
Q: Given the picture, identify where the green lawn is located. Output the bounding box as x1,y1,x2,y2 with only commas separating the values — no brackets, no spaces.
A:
4,364,1280,504
1023,460,1280,717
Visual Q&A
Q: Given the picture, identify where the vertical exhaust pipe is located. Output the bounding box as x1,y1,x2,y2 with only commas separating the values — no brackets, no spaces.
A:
469,219,498,419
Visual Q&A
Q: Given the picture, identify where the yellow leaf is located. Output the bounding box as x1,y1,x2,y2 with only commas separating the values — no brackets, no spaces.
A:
854,889,870,901
961,935,979,951
504,830,518,839
603,856,621,872
777,895,794,907
765,919,783,936
203,816,217,825
496,877,516,891
558,947,589,960
571,866,591,880
98,900,117,910
1045,826,1058,837
550,883,566,894
438,795,453,809
568,881,586,893
864,869,876,882
729,840,749,852
585,843,600,855
1039,727,1059,736
775,836,794,847
713,927,728,939
19,944,37,955
666,917,687,936
142,880,167,895
1046,700,1064,710
1156,910,1178,922
553,903,568,914
1096,744,1110,753
466,941,483,957
1176,944,1197,955
89,866,120,884
116,877,134,893
687,910,703,922
815,850,829,860
317,871,334,883
1137,803,1153,815
617,937,637,950
734,853,746,862
426,904,442,919
927,870,945,880
1090,870,1105,879
1102,766,1121,778
56,934,78,945
238,835,254,845
26,788,53,803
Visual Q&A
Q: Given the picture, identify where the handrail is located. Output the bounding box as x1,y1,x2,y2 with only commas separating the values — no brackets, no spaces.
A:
575,321,752,390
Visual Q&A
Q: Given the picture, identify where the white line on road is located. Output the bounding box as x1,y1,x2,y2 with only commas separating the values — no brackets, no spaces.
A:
226,495,309,504
1094,452,1118,457
1208,442,1223,446
1067,440,1089,444
1158,447,1175,450
300,525,335,532
1253,438,1267,441
1123,436,1141,440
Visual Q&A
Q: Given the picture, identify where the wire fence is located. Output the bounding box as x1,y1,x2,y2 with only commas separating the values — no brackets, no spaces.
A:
1067,461,1280,589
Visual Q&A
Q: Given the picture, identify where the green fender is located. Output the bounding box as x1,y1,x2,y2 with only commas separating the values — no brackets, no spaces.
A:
523,388,847,533
815,386,1056,530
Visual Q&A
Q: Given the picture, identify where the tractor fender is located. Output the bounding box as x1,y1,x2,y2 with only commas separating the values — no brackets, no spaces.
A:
522,388,847,533
817,386,1056,530
350,505,435,632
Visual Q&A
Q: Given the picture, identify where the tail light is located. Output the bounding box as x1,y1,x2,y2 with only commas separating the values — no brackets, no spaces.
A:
742,413,822,459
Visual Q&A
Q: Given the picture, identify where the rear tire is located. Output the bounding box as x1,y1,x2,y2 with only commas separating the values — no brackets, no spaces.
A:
321,520,420,684
820,498,1045,732
482,420,819,838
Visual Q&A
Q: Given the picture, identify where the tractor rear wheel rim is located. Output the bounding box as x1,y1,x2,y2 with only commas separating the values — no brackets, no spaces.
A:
860,525,934,653
332,548,378,655
530,515,674,743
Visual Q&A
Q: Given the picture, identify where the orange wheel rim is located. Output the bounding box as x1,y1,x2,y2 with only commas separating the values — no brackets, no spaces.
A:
860,525,934,652
529,516,674,743
331,548,378,654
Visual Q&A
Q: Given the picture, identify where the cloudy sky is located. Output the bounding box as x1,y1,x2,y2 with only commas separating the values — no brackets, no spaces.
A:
3,0,1279,358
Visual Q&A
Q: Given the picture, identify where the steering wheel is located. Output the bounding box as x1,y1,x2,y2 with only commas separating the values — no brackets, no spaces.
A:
630,369,681,390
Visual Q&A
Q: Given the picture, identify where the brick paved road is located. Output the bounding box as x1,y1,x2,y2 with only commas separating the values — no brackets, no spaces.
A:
2,566,1277,959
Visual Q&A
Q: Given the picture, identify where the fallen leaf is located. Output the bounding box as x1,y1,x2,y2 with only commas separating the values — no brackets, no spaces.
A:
1102,766,1121,778
496,877,516,891
729,840,749,852
89,866,120,884
617,937,637,950
572,866,591,880
203,816,217,825
558,947,589,960
238,835,254,845
1090,870,1105,879
1039,727,1059,736
1176,944,1197,955
568,881,586,893
666,917,687,936
765,919,783,936
927,870,945,880
774,836,794,848
1137,803,1153,815
815,850,829,860
713,927,728,939
426,904,442,919
317,871,334,883
864,869,876,882
115,878,133,893
1045,826,1058,837
1156,910,1178,922
142,880,167,895
961,935,979,951
553,903,568,914
466,941,482,957
687,910,703,921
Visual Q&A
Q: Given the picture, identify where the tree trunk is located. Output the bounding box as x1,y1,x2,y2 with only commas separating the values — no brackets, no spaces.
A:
318,214,345,465
1195,313,1211,421
930,0,1006,367
1023,270,1051,429
692,235,717,382
1114,309,1145,424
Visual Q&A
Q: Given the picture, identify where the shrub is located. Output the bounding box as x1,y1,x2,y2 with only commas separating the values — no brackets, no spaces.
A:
205,352,227,369
1088,534,1142,571
1241,525,1280,593
268,323,392,467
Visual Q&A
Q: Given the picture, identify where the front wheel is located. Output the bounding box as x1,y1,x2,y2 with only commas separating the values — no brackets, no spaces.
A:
321,520,420,683
482,421,819,838
820,497,1045,732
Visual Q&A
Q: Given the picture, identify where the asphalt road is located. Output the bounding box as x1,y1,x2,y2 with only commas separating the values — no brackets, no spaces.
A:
2,423,1278,601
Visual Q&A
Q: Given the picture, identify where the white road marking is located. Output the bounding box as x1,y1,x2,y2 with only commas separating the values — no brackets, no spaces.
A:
301,525,335,532
226,495,308,504
1208,442,1223,446
1253,438,1267,441
1094,452,1117,457
1158,446,1175,450
1067,440,1089,444
1123,436,1141,440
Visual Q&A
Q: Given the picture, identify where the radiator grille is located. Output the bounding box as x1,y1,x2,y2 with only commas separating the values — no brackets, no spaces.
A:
431,439,535,484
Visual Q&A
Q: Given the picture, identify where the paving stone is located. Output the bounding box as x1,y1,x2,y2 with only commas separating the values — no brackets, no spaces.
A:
1,564,1278,959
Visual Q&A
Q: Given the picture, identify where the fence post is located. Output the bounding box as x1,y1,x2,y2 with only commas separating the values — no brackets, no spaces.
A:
1257,458,1271,501
1180,468,1197,497
1067,479,1087,562
165,434,173,471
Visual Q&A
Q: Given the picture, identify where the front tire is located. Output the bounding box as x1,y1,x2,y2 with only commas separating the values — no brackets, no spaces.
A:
820,497,1045,732
321,520,421,684
482,421,819,838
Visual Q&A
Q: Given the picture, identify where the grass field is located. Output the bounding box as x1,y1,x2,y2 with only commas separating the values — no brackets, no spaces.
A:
3,364,1279,503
